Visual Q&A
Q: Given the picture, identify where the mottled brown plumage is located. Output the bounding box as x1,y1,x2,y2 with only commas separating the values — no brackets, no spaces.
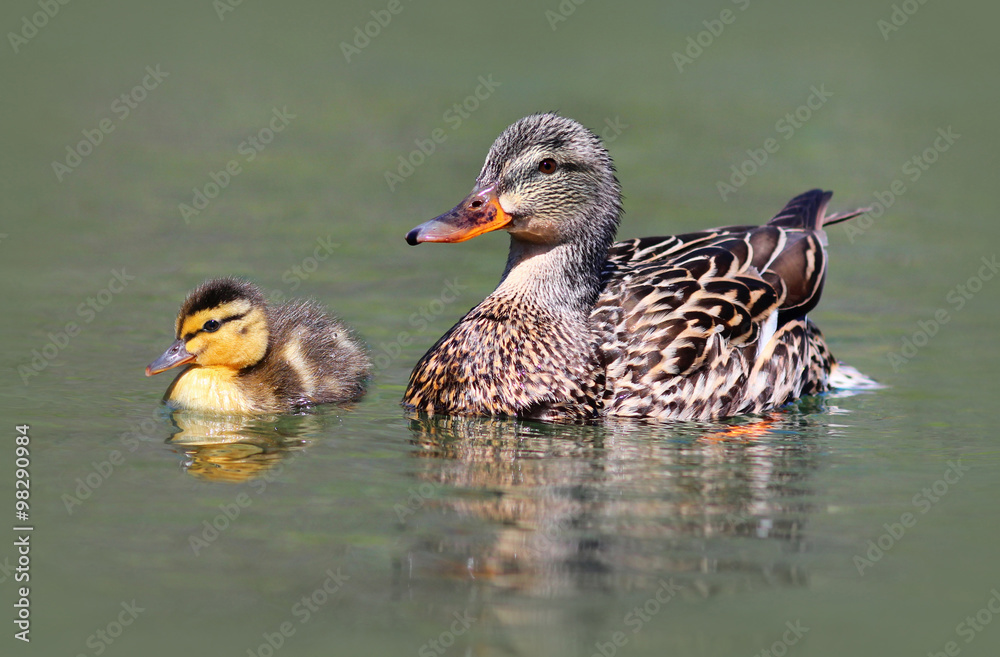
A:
403,113,866,421
147,278,370,413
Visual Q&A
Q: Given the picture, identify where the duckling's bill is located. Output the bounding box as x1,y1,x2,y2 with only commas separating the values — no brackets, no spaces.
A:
406,184,511,245
146,338,195,376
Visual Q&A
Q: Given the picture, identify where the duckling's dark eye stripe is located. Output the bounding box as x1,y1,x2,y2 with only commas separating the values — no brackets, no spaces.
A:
181,311,249,341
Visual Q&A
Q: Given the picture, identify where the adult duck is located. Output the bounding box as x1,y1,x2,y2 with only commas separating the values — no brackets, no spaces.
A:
403,113,866,422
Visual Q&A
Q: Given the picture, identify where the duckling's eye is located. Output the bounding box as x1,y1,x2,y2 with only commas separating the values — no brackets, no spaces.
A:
202,319,221,333
538,158,558,175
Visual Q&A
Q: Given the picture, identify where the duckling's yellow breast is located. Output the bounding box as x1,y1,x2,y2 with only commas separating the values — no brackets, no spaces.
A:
164,366,261,414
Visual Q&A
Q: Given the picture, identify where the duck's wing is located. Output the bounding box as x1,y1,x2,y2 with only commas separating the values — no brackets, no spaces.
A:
252,301,370,408
593,189,864,419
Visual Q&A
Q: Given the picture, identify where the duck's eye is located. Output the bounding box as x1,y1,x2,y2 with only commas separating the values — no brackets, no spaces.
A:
538,158,558,175
203,319,221,333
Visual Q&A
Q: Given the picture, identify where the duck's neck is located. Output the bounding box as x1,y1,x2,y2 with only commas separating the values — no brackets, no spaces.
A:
493,230,613,319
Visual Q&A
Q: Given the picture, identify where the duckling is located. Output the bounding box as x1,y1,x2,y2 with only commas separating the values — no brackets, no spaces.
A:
403,113,868,422
146,277,370,413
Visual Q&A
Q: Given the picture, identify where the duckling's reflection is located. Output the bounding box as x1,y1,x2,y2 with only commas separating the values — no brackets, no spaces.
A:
164,410,327,483
395,403,840,652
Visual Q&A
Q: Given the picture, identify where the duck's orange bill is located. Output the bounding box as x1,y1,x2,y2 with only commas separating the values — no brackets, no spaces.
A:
146,339,195,376
406,185,512,245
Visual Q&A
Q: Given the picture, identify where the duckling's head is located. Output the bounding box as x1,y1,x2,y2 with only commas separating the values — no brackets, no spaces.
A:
406,113,622,249
146,278,270,377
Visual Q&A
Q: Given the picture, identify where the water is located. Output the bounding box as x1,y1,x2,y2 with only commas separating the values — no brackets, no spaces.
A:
2,1,999,655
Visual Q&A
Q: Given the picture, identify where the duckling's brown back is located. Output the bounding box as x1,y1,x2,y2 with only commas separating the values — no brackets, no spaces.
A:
240,300,370,410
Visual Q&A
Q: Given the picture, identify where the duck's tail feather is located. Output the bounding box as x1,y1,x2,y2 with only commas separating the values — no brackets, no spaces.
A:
828,362,885,390
768,189,869,231
821,207,870,227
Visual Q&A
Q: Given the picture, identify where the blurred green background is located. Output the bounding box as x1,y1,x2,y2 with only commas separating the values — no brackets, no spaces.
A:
2,1,999,655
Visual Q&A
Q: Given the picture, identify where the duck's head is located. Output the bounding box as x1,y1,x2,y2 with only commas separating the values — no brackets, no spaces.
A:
406,113,622,249
146,278,270,377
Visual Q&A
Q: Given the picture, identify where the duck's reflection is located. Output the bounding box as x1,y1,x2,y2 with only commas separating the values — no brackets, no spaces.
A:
164,411,324,482
394,402,841,654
